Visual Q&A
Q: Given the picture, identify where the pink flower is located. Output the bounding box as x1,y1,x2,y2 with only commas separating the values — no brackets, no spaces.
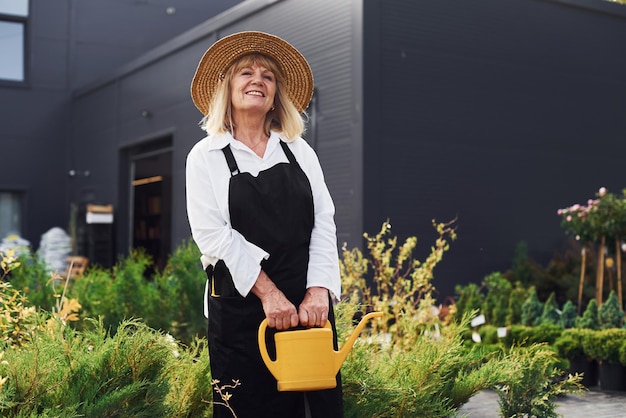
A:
566,215,572,222
599,187,607,196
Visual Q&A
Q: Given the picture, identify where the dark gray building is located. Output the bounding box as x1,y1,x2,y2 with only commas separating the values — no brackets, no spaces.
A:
2,0,626,299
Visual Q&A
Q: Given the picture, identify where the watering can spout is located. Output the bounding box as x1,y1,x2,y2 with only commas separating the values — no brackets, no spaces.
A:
335,311,384,368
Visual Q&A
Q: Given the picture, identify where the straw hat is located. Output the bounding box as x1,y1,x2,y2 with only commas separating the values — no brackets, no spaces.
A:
190,31,314,115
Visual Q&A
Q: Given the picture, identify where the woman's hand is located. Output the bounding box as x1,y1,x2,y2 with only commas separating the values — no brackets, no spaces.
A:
251,270,298,330
299,287,329,328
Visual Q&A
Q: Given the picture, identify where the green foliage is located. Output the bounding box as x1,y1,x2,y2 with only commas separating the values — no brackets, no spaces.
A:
504,323,564,347
481,272,511,327
153,240,206,344
339,220,583,417
5,253,57,311
18,240,207,345
581,328,626,364
619,339,626,366
453,282,483,324
340,302,507,417
554,328,594,360
0,317,212,417
521,288,543,326
598,290,624,329
505,282,528,326
0,282,41,348
576,299,600,330
494,343,584,418
560,300,578,329
539,292,560,325
479,325,498,345
341,219,458,348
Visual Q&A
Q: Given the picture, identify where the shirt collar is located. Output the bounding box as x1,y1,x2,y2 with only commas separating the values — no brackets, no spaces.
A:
205,131,283,153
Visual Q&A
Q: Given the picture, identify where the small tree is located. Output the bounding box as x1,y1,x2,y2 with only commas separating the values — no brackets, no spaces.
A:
539,292,560,325
575,299,600,330
454,282,483,323
505,282,528,326
559,300,578,329
521,288,543,326
481,272,512,327
598,290,624,329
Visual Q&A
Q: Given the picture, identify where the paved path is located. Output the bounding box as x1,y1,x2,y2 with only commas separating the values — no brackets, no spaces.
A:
458,388,626,417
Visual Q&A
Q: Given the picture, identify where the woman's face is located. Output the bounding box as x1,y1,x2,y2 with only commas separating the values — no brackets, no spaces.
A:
229,62,276,116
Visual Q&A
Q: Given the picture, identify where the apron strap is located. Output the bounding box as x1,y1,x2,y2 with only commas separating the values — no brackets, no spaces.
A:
279,140,299,166
222,141,298,176
222,145,240,176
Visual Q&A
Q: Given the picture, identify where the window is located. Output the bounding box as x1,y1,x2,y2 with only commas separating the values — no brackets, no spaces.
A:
0,192,23,240
0,0,28,83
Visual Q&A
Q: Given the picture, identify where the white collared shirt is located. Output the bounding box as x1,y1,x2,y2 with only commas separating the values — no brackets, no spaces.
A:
186,131,341,316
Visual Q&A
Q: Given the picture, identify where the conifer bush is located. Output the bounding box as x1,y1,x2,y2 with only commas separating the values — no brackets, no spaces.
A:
576,299,600,330
598,290,625,329
521,288,543,326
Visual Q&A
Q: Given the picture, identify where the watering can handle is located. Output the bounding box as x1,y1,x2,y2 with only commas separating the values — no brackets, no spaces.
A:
258,318,333,377
258,318,274,373
258,320,333,360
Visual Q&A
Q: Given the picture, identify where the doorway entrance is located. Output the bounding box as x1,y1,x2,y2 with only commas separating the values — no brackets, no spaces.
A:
130,144,172,273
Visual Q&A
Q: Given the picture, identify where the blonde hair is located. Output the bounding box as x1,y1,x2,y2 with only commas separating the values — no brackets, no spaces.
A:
199,54,306,141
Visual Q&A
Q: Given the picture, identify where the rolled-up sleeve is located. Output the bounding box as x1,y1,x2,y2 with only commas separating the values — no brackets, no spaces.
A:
185,139,269,298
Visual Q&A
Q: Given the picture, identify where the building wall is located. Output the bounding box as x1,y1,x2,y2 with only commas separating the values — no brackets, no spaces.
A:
363,0,626,299
0,0,242,250
1,1,71,246
70,0,362,260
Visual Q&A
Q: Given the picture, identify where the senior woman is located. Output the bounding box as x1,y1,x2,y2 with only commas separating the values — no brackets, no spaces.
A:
186,32,343,417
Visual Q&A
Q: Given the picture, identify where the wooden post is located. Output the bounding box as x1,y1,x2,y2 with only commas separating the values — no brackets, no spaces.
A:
578,246,586,315
595,235,606,306
617,238,623,310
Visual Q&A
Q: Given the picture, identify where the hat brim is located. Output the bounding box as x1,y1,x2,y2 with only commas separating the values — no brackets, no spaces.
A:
191,31,314,115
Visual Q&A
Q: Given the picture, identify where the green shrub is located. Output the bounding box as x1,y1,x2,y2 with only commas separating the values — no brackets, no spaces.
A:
454,282,483,324
505,282,528,326
341,306,508,417
6,253,57,311
69,241,205,344
619,339,626,366
576,299,600,330
494,343,583,418
478,324,499,345
482,272,512,327
598,290,624,329
560,300,578,329
0,317,212,417
554,328,594,360
152,240,206,344
505,323,563,347
581,328,626,364
539,292,560,325
521,288,543,326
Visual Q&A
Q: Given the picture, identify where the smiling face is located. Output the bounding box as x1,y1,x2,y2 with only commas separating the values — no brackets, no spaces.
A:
229,55,278,117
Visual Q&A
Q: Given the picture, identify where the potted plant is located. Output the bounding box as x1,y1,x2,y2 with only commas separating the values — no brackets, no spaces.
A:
554,328,598,387
582,328,626,391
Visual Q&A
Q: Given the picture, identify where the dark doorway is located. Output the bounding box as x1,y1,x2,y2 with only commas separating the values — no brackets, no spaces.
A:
130,146,172,273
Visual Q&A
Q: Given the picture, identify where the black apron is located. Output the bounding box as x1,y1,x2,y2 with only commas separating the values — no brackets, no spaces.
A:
206,140,343,418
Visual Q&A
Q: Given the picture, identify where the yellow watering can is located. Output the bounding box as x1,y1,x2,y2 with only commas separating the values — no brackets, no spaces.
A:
258,311,383,392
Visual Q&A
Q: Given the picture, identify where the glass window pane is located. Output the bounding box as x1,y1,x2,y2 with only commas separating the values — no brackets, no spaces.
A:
0,0,28,17
0,192,22,240
0,21,24,81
